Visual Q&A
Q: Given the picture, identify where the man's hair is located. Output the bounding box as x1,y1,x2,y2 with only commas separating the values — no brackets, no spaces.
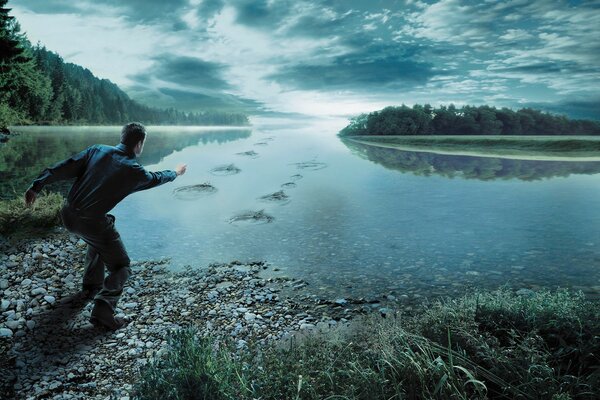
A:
121,122,147,147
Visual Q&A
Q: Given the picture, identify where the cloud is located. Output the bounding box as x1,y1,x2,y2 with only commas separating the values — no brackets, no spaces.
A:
269,51,434,91
11,0,600,117
523,98,600,120
133,55,232,90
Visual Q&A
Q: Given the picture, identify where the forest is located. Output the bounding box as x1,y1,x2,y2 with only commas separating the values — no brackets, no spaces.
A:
0,2,249,128
339,104,600,136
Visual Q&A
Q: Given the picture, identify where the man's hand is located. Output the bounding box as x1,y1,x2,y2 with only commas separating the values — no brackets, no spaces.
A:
25,189,37,207
175,163,187,176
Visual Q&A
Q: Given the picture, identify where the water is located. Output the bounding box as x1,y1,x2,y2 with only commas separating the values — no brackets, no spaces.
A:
3,119,600,299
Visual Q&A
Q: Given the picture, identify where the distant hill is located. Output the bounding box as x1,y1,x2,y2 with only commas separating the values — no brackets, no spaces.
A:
339,104,600,136
0,1,248,127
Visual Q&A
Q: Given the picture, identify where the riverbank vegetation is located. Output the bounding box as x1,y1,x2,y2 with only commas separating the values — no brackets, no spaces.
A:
339,104,600,136
0,1,248,128
133,288,600,399
0,190,63,239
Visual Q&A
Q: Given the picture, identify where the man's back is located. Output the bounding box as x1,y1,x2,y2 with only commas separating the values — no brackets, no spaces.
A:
28,142,178,216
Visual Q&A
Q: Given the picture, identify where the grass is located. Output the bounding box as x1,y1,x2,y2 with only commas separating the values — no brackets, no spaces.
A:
0,190,64,239
133,288,600,399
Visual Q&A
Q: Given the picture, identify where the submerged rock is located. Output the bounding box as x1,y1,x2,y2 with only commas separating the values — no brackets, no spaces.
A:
173,183,218,200
229,210,274,224
290,174,303,181
209,164,241,176
254,142,268,146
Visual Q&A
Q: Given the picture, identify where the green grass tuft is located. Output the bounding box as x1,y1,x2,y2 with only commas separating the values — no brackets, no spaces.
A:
133,289,600,399
0,190,64,238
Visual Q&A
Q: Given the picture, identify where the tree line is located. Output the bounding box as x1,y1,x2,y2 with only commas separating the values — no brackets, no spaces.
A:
0,1,249,128
339,104,600,136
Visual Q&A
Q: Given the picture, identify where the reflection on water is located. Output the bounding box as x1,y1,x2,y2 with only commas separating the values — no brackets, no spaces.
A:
3,121,600,301
342,138,600,181
0,126,250,198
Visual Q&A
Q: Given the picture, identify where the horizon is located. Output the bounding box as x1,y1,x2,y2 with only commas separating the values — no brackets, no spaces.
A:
11,0,600,120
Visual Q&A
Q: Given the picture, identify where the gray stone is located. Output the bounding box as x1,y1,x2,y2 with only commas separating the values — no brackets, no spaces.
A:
43,295,56,304
26,320,36,330
0,279,8,289
300,323,315,330
1,299,10,311
21,278,32,286
31,287,47,296
5,320,19,330
0,328,12,337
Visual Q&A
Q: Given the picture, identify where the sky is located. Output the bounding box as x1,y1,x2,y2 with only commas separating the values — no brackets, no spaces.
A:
11,0,600,119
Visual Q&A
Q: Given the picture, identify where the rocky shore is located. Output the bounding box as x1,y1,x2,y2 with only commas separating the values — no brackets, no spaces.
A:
0,228,395,399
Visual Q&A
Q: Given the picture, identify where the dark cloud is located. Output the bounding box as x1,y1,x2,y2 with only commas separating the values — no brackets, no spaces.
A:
105,0,188,23
269,43,434,91
197,0,225,20
524,98,600,120
233,0,295,27
14,0,87,14
132,56,231,90
129,86,264,113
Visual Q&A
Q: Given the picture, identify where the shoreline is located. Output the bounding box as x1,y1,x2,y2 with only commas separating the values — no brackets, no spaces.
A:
0,228,392,399
345,136,600,161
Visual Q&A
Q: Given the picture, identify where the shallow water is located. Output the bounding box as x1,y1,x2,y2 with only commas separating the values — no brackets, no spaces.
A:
4,120,600,299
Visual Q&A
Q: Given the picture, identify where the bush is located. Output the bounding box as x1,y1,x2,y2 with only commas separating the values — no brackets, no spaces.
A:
0,190,64,238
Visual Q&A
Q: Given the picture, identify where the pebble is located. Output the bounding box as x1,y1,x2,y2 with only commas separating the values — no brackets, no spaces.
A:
0,327,13,337
31,287,47,296
0,230,377,399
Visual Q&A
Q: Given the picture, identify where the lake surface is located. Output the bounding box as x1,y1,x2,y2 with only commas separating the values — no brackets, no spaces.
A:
3,119,600,300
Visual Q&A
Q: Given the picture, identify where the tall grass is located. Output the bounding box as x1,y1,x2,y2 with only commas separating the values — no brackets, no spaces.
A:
133,288,600,399
0,190,64,238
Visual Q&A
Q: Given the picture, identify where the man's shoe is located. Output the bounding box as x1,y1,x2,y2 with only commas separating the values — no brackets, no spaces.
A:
89,300,127,331
81,285,101,299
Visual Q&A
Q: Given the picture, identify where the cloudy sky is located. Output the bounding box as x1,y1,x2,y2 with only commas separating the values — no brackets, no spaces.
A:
11,0,600,118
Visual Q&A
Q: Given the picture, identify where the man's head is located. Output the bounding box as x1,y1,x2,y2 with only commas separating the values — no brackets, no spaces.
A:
121,122,146,156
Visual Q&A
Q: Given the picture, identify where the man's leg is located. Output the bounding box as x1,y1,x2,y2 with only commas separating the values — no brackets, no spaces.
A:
88,214,131,313
82,244,105,290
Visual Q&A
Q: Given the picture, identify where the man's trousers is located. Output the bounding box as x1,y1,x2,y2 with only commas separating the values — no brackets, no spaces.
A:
59,202,131,313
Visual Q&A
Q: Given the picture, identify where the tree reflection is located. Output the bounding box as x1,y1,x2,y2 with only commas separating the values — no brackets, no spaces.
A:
342,138,600,181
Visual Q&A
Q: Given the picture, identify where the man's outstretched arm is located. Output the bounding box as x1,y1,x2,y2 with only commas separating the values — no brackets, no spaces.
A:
25,146,95,206
132,163,187,192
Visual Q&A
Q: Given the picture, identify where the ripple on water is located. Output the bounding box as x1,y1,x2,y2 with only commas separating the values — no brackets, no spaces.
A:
209,163,241,176
229,209,275,225
291,161,328,171
236,150,259,158
172,183,218,200
290,174,303,181
281,182,297,189
258,190,290,205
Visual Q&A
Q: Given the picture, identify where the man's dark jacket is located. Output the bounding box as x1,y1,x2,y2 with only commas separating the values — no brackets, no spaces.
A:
28,143,177,216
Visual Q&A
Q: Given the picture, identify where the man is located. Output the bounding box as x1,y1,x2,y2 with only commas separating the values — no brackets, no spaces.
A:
24,122,187,330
